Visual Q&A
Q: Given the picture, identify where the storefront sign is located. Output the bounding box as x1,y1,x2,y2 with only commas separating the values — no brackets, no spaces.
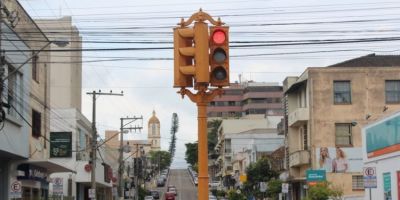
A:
89,189,96,198
306,169,326,182
383,172,392,200
52,177,63,195
9,180,22,198
17,164,48,183
50,132,72,158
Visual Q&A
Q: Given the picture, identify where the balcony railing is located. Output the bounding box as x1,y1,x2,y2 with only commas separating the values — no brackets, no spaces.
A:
288,107,309,127
289,150,310,167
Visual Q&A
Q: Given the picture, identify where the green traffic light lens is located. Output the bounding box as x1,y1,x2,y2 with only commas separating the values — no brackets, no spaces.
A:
213,48,226,63
212,67,227,80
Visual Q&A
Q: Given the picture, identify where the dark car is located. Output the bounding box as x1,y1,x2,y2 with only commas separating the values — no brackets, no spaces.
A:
165,192,175,200
151,190,160,199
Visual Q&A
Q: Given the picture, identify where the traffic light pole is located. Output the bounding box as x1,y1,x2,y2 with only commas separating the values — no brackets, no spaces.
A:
179,85,223,200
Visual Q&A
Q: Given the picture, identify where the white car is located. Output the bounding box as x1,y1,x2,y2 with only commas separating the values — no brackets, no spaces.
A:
145,196,154,200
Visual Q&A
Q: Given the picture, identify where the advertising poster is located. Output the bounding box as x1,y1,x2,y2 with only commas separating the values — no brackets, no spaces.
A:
50,132,72,158
316,147,362,173
366,115,400,158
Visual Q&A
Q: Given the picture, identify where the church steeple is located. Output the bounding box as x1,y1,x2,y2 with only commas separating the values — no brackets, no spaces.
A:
148,110,161,151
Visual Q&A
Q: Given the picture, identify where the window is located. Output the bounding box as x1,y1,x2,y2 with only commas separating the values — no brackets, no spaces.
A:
385,80,400,103
334,81,351,104
32,109,41,138
152,124,156,135
352,175,364,190
5,64,23,119
32,54,39,82
335,123,352,146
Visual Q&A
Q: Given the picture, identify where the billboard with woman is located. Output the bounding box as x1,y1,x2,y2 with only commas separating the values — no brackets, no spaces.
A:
316,147,362,173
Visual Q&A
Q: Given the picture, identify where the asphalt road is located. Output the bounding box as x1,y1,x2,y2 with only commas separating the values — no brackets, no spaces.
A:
150,169,197,200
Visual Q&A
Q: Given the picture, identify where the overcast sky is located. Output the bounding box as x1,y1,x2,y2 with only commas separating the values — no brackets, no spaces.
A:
20,0,400,168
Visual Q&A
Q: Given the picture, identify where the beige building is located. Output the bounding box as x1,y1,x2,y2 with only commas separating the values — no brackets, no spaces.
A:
283,54,400,200
36,16,82,110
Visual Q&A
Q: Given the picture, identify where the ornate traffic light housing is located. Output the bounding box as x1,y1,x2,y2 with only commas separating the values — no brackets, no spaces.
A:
209,26,229,87
173,22,210,88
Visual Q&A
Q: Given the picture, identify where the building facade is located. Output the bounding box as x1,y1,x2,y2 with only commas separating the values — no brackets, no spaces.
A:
283,54,400,200
214,116,284,189
207,81,283,119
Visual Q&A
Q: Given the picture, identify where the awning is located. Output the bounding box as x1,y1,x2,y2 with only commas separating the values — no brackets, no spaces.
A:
22,160,76,174
284,79,307,94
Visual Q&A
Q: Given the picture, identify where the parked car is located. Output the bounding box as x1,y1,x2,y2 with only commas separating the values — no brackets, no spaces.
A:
145,196,155,200
209,181,220,190
151,190,160,199
157,177,165,187
193,177,198,186
164,192,175,200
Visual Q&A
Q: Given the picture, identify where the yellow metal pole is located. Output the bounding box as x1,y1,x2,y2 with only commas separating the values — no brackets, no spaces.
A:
197,101,209,200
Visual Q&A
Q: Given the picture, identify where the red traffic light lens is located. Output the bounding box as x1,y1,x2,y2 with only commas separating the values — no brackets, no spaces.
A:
212,30,226,45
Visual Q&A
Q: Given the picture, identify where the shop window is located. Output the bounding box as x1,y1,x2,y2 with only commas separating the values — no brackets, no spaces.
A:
32,109,41,138
352,175,364,190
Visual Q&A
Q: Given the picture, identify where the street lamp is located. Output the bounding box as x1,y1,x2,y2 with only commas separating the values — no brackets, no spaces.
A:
2,40,69,81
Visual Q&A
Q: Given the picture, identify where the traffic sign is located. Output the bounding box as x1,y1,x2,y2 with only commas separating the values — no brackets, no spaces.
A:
363,167,377,188
10,180,22,198
282,183,289,193
259,182,267,192
89,189,96,198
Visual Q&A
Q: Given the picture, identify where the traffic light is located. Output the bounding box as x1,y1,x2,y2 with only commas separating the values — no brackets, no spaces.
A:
209,26,229,87
173,22,210,88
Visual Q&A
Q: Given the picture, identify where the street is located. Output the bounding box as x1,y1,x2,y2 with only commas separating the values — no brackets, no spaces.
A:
150,169,197,200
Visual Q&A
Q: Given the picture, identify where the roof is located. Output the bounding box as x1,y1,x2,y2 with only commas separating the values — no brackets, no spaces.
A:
148,110,160,124
328,54,400,68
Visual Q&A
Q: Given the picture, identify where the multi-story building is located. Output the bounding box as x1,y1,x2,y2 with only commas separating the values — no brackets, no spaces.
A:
207,81,283,119
0,1,74,199
214,115,284,189
283,54,400,200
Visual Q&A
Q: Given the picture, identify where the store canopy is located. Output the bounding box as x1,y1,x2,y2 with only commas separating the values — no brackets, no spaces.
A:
23,160,76,174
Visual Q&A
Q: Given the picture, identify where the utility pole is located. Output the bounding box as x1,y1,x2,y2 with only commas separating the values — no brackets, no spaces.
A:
87,90,123,199
118,116,143,200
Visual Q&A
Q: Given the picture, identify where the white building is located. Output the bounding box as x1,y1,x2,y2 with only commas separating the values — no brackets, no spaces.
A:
362,111,400,200
214,116,284,188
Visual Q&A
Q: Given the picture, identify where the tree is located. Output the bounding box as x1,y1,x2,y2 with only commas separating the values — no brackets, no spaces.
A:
304,182,343,200
266,179,283,200
149,150,172,171
244,157,278,198
168,113,179,160
208,119,222,158
185,142,198,167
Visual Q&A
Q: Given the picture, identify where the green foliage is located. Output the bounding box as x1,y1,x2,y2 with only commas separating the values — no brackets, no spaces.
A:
216,190,226,197
304,182,343,200
227,190,246,200
168,113,179,160
185,142,198,166
149,150,172,171
208,119,222,153
267,179,283,200
139,186,149,200
243,157,278,198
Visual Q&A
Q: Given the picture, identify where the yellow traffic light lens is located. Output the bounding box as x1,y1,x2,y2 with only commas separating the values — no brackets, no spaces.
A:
212,67,227,81
212,30,226,45
213,48,226,63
